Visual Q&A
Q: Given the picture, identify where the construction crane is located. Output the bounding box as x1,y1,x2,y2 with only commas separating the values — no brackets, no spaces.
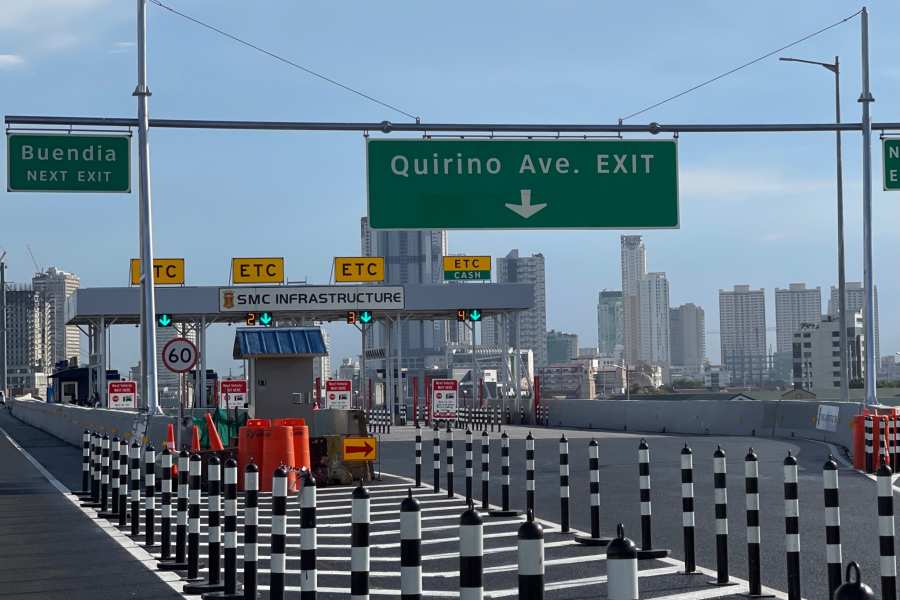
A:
25,244,42,275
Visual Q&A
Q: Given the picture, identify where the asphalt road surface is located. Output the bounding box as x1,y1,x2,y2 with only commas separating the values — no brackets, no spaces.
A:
377,424,893,600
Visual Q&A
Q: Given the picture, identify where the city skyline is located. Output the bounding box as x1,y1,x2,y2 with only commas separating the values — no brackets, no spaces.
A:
4,3,900,378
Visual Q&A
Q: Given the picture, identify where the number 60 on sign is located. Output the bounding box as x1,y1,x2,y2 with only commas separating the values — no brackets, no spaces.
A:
162,337,199,373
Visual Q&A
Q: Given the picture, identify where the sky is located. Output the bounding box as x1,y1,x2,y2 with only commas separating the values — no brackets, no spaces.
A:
2,1,900,377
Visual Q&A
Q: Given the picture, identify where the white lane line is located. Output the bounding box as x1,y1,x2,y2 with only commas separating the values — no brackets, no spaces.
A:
315,489,438,504
657,557,788,600
317,504,463,520
315,482,412,495
316,496,462,511
486,566,683,598
258,585,456,598
646,584,756,600
0,425,186,595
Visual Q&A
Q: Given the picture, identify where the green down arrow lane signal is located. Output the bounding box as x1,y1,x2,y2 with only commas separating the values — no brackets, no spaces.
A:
259,312,273,326
468,309,482,322
359,311,373,324
157,314,173,327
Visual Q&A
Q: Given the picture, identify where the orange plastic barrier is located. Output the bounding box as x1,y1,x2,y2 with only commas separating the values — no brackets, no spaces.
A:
238,420,270,490
259,425,296,492
205,413,225,451
852,410,897,471
273,418,312,474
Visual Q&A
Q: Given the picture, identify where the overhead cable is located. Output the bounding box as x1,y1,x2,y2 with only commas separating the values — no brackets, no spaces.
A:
619,9,862,123
149,0,420,121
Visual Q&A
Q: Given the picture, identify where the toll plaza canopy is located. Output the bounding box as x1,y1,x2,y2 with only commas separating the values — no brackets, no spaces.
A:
64,283,535,325
233,328,328,359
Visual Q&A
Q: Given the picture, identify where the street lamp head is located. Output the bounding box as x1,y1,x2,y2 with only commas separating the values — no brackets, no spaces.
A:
779,56,838,73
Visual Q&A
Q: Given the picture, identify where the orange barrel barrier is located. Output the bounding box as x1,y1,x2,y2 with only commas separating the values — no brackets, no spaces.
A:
273,418,312,472
205,412,225,451
237,420,270,491
260,425,296,493
852,414,866,470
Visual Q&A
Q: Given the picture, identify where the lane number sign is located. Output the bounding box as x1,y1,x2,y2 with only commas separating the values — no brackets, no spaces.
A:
162,337,199,373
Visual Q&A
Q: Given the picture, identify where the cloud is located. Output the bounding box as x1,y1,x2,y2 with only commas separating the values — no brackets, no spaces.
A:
0,0,108,31
681,167,831,200
0,54,25,69
109,41,135,54
0,0,120,59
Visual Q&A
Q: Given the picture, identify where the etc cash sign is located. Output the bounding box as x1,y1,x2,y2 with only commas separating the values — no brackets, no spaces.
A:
219,286,405,312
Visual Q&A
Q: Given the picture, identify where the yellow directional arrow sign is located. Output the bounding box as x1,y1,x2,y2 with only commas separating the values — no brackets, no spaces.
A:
343,436,377,461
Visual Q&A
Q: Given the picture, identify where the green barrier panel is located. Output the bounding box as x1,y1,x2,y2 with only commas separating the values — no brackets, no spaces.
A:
192,409,247,449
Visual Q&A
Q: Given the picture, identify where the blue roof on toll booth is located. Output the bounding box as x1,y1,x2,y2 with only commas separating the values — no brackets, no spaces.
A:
233,327,327,359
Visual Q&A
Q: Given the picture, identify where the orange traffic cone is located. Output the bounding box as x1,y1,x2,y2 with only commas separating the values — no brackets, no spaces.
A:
191,425,201,452
167,423,179,477
205,412,225,451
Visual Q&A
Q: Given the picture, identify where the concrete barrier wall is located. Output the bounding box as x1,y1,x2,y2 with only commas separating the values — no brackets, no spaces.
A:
9,400,179,448
547,399,862,450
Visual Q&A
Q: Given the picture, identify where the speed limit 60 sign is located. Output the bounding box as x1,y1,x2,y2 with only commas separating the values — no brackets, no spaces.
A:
162,337,199,373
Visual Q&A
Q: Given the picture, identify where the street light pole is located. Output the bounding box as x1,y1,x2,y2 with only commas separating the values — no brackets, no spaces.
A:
779,55,849,402
859,7,877,406
0,253,7,399
135,0,161,415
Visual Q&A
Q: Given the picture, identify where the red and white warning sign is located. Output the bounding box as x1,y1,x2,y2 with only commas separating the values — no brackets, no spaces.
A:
108,381,137,409
325,379,352,410
219,379,248,409
431,379,459,419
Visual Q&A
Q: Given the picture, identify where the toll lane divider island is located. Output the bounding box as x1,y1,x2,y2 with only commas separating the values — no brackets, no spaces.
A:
366,138,678,229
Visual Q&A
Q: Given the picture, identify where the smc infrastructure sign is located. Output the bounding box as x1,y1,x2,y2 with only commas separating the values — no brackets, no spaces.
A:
219,286,405,312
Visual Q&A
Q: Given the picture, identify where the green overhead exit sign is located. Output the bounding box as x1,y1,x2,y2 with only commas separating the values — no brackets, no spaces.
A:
7,133,131,193
366,138,678,229
884,138,900,190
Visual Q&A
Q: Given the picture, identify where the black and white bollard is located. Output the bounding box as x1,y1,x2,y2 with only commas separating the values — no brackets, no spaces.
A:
518,511,544,600
866,414,874,473
91,432,101,503
159,448,173,561
203,458,241,599
118,439,129,528
351,484,370,600
636,439,668,559
783,452,801,600
489,432,518,517
576,439,610,545
300,470,317,600
400,489,422,600
79,430,91,496
460,505,484,599
744,448,765,596
243,463,259,600
144,444,156,548
712,445,730,585
100,434,110,512
465,429,473,504
525,432,536,515
877,458,897,600
681,444,696,574
187,456,225,594
99,436,120,519
160,450,190,571
481,431,490,511
559,434,570,533
894,415,900,472
268,467,288,600
433,424,440,494
446,425,455,498
415,425,422,488
130,441,141,536
824,455,843,600
607,524,638,600
186,453,204,583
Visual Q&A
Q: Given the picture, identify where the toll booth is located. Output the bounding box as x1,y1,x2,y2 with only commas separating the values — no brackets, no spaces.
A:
232,327,327,421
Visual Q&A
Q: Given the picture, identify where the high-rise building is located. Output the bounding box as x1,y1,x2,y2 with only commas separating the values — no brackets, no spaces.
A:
484,250,548,367
546,330,578,364
792,314,865,391
313,329,332,383
5,284,51,394
719,285,767,386
361,217,447,370
828,282,880,361
670,303,706,374
597,291,624,358
775,283,822,354
638,272,670,367
620,236,646,364
31,267,80,367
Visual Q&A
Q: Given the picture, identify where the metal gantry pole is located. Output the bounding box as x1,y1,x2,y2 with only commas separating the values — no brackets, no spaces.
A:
135,0,161,416
859,6,877,406
834,56,850,403
0,257,7,399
